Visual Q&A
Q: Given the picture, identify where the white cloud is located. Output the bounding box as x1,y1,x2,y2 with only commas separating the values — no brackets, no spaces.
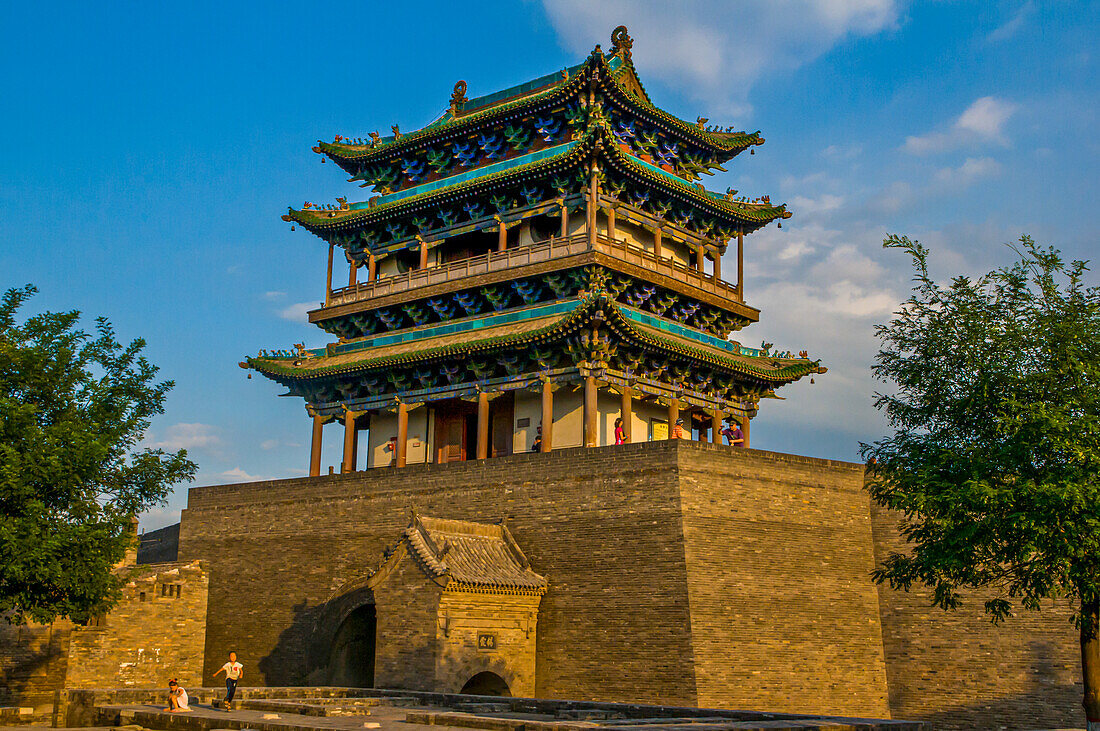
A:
866,181,915,215
903,96,1017,155
260,439,280,450
262,291,287,300
777,240,814,262
986,2,1034,44
278,301,316,323
821,143,863,160
934,156,1002,188
542,0,900,113
790,193,845,217
146,423,223,452
214,467,265,483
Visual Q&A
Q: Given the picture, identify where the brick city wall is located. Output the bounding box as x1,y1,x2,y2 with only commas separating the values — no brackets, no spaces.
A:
0,619,71,717
65,560,208,690
676,446,891,717
178,440,698,705
870,501,1082,730
177,441,901,715
371,553,443,691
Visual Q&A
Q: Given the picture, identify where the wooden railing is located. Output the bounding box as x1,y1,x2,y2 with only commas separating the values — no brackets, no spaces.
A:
325,233,741,309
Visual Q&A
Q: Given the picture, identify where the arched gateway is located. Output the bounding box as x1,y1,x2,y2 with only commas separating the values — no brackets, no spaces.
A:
328,603,376,687
324,514,545,696
461,671,511,696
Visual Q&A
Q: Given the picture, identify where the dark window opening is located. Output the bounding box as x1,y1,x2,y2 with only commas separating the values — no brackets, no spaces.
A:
529,214,558,242
438,229,497,265
394,248,420,273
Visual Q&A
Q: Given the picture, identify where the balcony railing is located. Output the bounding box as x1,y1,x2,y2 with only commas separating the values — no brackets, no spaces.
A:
324,233,741,310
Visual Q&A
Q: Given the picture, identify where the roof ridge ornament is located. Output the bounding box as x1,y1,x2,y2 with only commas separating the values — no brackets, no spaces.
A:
610,25,633,61
450,80,468,116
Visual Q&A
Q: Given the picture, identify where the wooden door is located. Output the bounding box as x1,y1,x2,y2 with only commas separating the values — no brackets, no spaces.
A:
491,393,514,457
435,410,466,463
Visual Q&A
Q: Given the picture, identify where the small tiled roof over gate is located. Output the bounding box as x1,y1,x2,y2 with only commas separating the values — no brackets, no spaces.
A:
376,514,548,595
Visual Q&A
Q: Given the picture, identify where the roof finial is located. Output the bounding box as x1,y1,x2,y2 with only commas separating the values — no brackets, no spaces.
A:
610,25,633,60
450,80,468,115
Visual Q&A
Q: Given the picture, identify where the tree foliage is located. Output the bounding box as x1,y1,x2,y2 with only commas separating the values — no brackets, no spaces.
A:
0,285,196,624
863,235,1100,726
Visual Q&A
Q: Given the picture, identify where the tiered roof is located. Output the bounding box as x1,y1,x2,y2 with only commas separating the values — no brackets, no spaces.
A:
284,28,789,259
246,291,820,391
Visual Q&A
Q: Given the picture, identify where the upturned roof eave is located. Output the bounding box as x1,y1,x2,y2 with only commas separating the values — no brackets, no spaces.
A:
597,51,764,158
315,48,763,174
285,124,789,239
245,295,820,385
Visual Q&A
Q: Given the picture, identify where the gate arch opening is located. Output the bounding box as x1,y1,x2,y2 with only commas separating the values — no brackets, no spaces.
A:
328,604,376,687
460,671,511,696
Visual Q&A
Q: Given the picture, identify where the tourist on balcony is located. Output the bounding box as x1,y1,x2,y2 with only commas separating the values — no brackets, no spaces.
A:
531,425,543,452
614,418,626,445
722,421,745,448
672,418,686,440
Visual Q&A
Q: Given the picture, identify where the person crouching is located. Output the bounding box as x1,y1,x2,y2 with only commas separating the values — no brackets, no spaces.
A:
165,679,190,712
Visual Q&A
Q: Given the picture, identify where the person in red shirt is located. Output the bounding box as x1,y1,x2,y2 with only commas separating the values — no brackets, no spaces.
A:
614,418,626,445
671,418,686,440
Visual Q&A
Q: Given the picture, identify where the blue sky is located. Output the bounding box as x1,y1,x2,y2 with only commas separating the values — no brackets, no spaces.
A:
2,1,1097,530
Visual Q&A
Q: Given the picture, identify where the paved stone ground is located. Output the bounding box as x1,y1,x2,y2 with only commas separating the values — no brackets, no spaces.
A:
91,700,923,731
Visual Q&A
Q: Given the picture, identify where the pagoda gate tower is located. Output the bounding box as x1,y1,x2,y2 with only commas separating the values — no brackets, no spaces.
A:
246,27,824,473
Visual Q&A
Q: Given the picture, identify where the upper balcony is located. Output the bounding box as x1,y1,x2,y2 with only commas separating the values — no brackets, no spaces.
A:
311,232,754,326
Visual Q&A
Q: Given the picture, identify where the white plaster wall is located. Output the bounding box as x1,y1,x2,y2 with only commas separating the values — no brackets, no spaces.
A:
512,390,543,454
367,408,430,467
551,386,583,449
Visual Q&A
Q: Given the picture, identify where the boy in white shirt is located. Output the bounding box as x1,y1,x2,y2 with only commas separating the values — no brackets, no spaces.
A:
213,651,244,710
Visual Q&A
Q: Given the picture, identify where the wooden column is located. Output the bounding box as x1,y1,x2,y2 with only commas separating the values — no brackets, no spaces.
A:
325,242,334,305
309,415,324,477
587,164,598,248
667,399,679,439
559,200,569,237
540,380,553,453
367,253,377,282
653,226,663,259
742,416,750,449
341,409,356,473
737,231,744,299
620,386,632,444
395,402,409,467
476,391,490,460
711,410,722,444
695,244,705,271
712,248,722,280
497,220,508,252
348,260,357,288
418,239,428,269
584,376,598,447
607,205,617,241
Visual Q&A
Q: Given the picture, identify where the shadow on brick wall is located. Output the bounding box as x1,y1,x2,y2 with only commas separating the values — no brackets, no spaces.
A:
908,639,1082,731
256,600,324,686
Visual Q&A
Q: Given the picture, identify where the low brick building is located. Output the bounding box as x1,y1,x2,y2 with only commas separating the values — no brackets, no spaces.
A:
0,559,207,720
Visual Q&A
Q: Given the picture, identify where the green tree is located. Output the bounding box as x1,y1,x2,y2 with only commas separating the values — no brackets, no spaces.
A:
863,236,1100,730
0,284,196,625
